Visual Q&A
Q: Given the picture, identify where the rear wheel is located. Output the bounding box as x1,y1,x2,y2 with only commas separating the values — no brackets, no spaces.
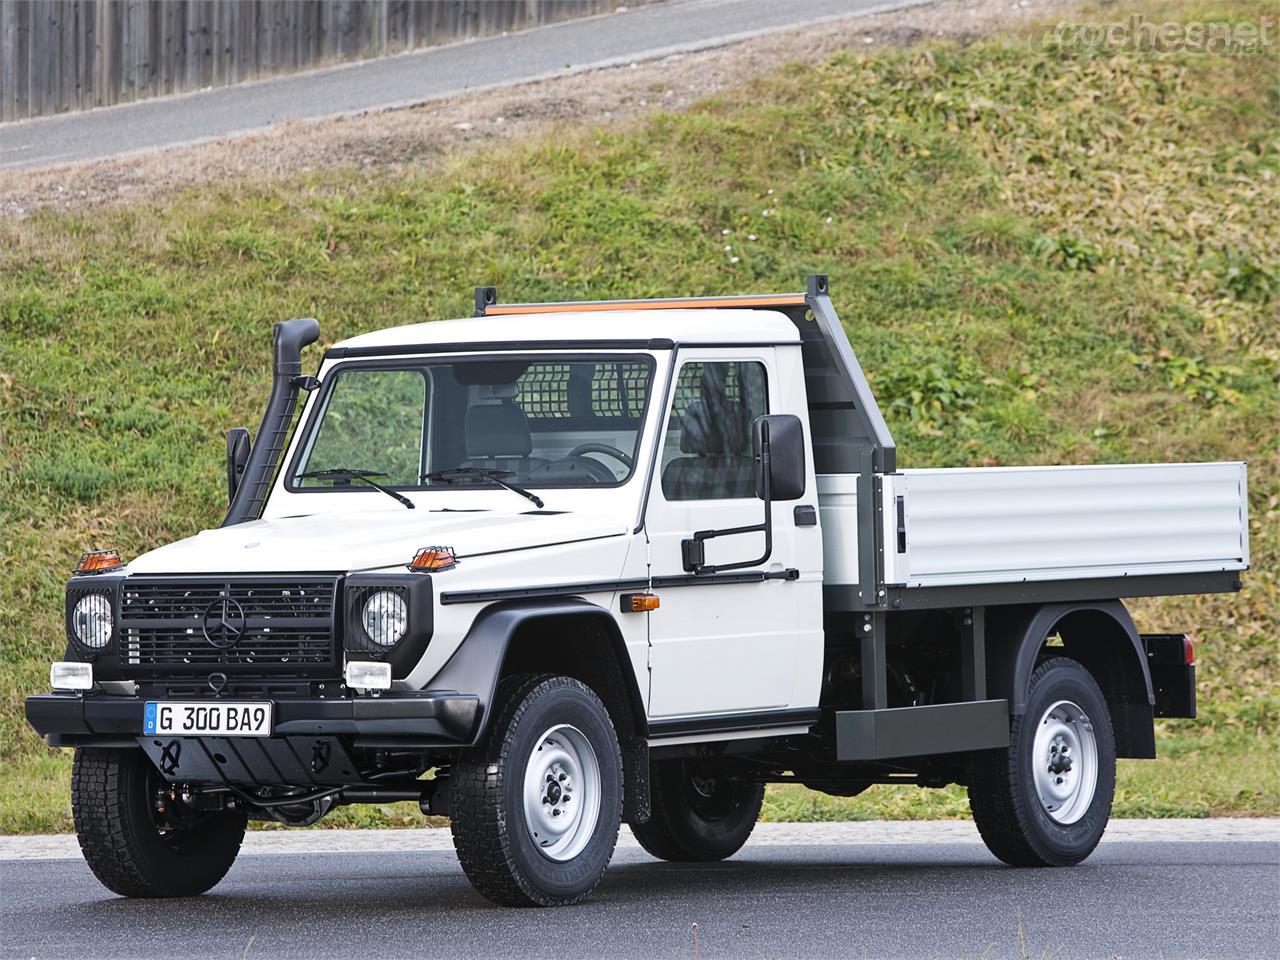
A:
968,657,1116,867
451,674,622,906
631,760,764,862
71,747,246,897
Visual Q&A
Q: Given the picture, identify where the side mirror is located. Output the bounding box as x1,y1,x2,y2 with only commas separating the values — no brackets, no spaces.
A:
681,414,807,574
753,414,806,502
226,428,251,504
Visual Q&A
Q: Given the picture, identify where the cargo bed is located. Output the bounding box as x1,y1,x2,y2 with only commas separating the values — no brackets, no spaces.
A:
818,461,1248,591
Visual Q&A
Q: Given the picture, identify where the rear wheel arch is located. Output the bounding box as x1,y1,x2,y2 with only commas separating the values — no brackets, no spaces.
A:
985,601,1155,758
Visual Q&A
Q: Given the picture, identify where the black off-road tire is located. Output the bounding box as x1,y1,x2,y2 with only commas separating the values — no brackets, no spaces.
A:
451,674,623,907
631,760,764,862
71,747,247,898
968,657,1117,867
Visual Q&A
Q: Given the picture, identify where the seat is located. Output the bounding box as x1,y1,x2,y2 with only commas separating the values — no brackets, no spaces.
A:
661,398,756,500
460,401,547,479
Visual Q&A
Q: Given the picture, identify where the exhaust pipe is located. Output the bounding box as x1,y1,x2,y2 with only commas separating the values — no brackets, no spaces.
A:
222,317,321,526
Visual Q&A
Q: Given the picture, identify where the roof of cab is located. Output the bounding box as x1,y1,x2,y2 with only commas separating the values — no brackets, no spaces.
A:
328,308,800,355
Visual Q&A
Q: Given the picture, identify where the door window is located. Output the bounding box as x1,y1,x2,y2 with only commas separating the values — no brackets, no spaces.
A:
660,361,768,501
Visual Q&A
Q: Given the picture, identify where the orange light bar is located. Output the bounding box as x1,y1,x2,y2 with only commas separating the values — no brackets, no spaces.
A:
409,546,458,572
485,293,807,316
76,549,123,576
621,593,660,613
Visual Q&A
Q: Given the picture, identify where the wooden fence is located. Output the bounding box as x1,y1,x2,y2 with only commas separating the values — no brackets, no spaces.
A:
0,1,644,123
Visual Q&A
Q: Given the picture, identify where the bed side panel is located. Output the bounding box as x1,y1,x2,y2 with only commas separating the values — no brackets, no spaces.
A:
888,462,1248,588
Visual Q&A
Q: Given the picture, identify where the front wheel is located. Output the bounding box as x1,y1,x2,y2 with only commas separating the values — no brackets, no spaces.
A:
631,760,764,862
71,747,246,897
968,657,1116,867
451,674,622,906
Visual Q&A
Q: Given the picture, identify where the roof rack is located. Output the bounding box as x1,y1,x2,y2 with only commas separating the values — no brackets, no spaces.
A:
474,288,806,317
472,275,893,462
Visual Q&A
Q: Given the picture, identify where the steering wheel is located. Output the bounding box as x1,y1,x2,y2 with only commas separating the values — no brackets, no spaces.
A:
566,442,634,470
525,455,616,484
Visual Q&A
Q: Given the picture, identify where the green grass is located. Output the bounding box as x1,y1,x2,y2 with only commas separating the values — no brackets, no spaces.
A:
1,0,1277,833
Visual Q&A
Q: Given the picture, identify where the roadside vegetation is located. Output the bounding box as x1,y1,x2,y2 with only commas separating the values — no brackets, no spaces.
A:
1,0,1275,832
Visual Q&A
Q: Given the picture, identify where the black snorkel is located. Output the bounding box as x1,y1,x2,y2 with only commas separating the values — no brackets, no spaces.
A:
222,317,321,526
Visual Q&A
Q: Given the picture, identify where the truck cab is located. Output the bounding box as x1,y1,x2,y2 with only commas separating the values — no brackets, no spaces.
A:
28,276,1247,906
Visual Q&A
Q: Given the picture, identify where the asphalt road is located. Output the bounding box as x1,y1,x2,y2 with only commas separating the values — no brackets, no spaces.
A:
0,0,930,171
5,836,1277,959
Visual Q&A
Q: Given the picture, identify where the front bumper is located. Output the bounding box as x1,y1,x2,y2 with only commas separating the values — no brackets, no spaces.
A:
25,690,481,748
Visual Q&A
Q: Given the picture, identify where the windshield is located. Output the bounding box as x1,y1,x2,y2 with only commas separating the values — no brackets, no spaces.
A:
289,355,655,491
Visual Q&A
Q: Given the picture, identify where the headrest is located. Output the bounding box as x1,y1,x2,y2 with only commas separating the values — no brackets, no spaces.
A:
476,382,519,401
465,403,532,458
700,364,729,396
679,399,748,455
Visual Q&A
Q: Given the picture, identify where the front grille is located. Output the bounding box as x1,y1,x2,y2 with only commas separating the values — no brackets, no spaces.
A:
120,577,340,676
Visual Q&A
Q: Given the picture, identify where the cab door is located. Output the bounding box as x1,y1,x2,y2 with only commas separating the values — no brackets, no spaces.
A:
643,348,822,721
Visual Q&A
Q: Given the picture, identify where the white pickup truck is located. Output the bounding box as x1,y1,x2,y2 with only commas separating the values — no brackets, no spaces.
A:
28,276,1249,906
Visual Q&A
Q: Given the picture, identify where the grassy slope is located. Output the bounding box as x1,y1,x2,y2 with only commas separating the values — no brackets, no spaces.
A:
1,1,1275,833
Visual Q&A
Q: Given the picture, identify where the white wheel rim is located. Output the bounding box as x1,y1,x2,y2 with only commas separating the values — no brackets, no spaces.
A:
1032,699,1098,825
522,724,601,862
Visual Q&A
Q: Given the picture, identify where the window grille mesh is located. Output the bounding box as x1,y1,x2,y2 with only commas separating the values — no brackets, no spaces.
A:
516,364,572,419
673,362,744,415
515,361,651,423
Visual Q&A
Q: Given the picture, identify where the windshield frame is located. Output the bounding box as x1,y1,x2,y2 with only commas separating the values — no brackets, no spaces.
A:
281,352,659,495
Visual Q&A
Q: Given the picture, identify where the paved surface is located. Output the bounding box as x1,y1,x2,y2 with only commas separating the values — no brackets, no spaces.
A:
0,0,930,171
3,822,1277,959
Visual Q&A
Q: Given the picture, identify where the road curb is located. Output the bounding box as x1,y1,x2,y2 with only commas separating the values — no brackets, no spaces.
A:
3,818,1277,861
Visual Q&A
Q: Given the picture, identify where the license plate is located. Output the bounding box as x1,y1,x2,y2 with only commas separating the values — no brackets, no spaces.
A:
143,701,272,737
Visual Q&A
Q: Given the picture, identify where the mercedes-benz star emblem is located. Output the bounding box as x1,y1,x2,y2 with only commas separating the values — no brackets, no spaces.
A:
201,596,247,649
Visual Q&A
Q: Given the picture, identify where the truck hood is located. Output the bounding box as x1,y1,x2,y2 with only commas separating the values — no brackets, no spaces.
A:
125,508,629,575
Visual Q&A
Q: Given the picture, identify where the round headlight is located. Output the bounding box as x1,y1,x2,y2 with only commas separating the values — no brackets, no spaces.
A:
361,591,407,648
72,594,113,650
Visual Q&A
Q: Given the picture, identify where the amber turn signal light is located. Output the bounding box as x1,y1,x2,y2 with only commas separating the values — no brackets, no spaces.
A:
621,593,660,613
409,546,458,572
76,550,123,576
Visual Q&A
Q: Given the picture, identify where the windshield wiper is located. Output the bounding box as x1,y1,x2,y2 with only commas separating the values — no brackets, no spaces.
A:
423,467,545,510
295,468,415,510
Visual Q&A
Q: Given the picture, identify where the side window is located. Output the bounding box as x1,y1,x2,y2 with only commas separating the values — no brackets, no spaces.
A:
296,368,426,487
660,360,768,501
